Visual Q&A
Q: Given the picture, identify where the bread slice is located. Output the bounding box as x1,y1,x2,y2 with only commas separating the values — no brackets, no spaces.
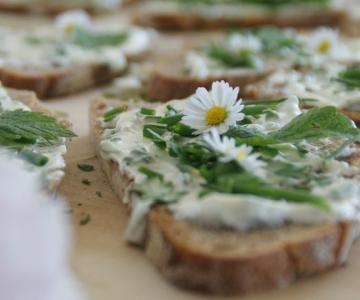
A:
0,0,125,14
147,64,272,102
244,77,360,126
90,97,360,295
5,88,71,191
0,25,152,98
133,1,346,30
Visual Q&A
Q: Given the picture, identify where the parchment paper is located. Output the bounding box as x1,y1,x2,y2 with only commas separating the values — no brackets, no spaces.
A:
0,9,359,300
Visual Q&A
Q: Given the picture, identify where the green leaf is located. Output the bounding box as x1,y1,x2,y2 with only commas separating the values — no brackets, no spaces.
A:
103,105,128,122
336,67,360,89
159,114,183,126
270,106,360,142
0,110,75,148
209,173,330,210
252,27,302,54
19,150,49,167
71,27,128,48
207,44,256,68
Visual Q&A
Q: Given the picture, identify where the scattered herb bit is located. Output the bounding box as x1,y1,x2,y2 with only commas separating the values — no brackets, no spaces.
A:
19,150,49,167
77,163,95,172
79,213,91,226
103,105,128,122
82,179,91,186
77,203,83,207
96,191,103,198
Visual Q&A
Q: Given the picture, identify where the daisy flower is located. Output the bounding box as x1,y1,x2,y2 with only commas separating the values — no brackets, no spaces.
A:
227,33,262,54
55,10,91,34
182,81,245,134
305,27,339,56
204,128,266,178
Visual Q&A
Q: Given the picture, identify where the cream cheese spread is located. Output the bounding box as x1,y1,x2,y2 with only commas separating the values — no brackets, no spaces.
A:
0,87,68,188
99,96,360,244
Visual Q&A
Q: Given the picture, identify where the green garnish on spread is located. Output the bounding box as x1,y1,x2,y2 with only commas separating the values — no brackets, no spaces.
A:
0,110,75,148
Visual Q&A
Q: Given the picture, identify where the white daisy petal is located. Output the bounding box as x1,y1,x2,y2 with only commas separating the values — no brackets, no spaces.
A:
55,10,91,33
182,81,244,134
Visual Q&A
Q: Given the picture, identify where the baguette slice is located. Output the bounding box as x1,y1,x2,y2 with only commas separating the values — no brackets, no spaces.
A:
133,2,346,31
244,78,360,126
90,97,360,295
5,88,71,191
0,26,152,99
0,64,126,99
0,0,125,14
147,63,272,102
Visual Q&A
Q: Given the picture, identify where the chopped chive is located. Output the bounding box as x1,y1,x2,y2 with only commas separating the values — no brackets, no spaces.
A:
79,213,91,226
138,166,164,180
77,163,95,172
103,105,128,122
140,107,156,116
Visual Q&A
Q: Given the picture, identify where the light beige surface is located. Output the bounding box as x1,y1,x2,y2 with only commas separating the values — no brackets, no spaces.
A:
0,9,360,300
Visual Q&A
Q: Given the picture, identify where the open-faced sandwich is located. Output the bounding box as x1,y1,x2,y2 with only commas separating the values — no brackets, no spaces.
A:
0,0,126,14
91,81,360,294
0,84,75,191
245,64,360,125
0,10,154,98
133,0,346,30
147,27,360,102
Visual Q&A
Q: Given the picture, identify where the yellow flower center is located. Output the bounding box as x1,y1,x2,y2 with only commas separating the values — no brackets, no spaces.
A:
65,24,75,34
205,106,228,126
237,149,247,161
317,39,331,54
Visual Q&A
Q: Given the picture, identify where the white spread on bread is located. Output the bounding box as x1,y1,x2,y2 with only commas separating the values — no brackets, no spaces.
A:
0,86,68,187
99,96,360,244
0,25,153,71
259,64,360,109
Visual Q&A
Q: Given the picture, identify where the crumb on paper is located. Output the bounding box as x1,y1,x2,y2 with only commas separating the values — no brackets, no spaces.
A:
82,179,91,186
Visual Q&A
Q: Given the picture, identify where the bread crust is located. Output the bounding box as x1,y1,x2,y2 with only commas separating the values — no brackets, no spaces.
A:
0,63,126,99
0,1,122,14
90,98,360,295
147,68,272,102
133,8,345,31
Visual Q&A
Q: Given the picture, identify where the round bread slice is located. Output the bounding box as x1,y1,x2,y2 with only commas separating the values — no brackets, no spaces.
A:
0,64,126,99
0,1,127,14
146,64,273,102
90,97,360,295
244,83,360,126
133,3,346,31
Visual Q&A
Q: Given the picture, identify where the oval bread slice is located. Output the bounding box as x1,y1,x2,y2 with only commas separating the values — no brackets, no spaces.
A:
90,97,360,295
